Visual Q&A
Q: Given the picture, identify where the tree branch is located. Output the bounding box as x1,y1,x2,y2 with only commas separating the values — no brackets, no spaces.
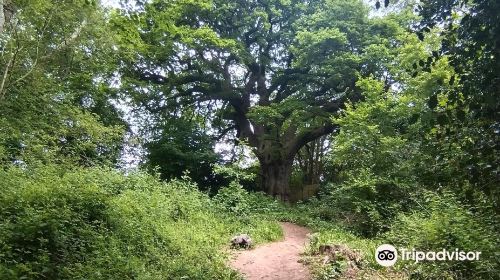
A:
214,125,237,141
0,0,5,34
0,45,23,101
287,122,337,157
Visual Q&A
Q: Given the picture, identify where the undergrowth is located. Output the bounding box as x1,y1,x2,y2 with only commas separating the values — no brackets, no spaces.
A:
1,166,497,280
276,190,499,280
0,166,282,280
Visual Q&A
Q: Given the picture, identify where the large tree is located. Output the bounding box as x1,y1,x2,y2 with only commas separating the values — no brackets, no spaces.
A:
401,0,499,204
0,0,125,167
114,0,403,200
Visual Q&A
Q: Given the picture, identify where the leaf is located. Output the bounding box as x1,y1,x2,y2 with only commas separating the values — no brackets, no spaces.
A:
437,114,448,125
409,113,419,124
428,94,438,109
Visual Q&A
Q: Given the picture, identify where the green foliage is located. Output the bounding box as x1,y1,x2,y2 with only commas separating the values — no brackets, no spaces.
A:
324,73,428,236
0,0,125,167
0,1,498,280
385,192,499,279
214,181,252,217
271,190,499,279
415,0,500,209
304,229,379,279
212,169,283,244
263,199,394,279
111,0,408,200
0,166,284,280
419,0,499,121
321,25,497,238
145,116,224,191
307,180,413,237
305,21,500,278
213,163,257,184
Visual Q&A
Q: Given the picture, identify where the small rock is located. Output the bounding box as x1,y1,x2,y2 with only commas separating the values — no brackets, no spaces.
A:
231,234,253,249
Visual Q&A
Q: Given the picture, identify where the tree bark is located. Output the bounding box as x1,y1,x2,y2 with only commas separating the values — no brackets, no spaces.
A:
249,123,336,202
0,0,5,34
260,159,293,202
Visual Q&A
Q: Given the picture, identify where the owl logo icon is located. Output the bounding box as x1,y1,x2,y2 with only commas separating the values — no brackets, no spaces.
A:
375,244,398,266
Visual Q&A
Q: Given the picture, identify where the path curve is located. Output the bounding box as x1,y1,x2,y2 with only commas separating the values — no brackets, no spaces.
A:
230,222,312,280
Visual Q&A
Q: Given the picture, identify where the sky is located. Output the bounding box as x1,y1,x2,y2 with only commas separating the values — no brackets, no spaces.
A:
101,0,121,8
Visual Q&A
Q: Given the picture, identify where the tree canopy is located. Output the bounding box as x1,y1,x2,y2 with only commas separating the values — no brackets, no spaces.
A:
0,0,499,279
113,0,408,199
0,0,125,166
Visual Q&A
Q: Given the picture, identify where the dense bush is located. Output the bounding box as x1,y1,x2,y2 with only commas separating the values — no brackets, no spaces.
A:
303,44,500,278
385,192,499,279
213,179,283,244
321,74,431,237
282,190,499,280
0,166,282,280
145,117,226,192
299,177,416,237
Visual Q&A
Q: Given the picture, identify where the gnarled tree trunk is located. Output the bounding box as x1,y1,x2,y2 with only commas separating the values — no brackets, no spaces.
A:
260,159,293,202
249,125,336,202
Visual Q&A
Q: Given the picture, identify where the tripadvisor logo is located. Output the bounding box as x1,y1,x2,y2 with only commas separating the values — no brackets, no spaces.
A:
375,244,481,266
375,244,398,267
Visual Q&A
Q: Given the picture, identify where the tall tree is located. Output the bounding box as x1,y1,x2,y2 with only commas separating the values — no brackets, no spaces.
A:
114,0,403,200
413,0,500,204
0,0,125,167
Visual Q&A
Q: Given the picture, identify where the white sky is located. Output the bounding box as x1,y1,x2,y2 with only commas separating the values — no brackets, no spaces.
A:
101,0,121,8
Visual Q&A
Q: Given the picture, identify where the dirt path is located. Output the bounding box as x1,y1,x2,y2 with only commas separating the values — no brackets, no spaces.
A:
230,222,312,280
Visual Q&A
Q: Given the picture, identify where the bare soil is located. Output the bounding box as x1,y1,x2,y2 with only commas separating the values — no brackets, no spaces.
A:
230,222,312,280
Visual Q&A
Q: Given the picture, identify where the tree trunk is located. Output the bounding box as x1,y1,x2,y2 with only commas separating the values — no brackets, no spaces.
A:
0,0,5,34
260,160,293,202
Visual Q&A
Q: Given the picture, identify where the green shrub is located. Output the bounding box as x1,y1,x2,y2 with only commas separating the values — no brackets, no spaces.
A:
277,189,498,280
212,181,284,244
385,191,499,279
0,166,289,279
213,182,251,216
0,166,243,279
291,171,415,238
